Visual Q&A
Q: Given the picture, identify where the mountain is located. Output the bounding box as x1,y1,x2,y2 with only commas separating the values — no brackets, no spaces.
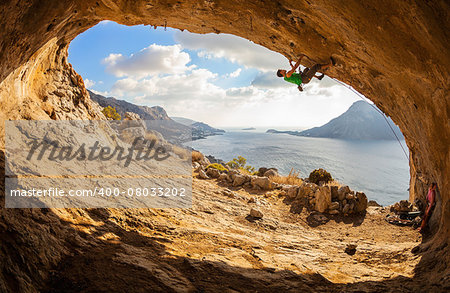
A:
267,101,404,140
89,90,170,120
171,117,197,126
89,90,193,143
88,91,224,141
172,117,225,139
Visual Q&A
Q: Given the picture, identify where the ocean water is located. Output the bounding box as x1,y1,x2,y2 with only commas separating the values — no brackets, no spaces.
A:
186,130,410,206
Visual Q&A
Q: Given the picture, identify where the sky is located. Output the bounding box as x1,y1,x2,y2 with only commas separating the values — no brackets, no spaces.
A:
68,21,361,128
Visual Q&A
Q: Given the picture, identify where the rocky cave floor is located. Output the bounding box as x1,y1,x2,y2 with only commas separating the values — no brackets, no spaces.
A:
40,175,447,292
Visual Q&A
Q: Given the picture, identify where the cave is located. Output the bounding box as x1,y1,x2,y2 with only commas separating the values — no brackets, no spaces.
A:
0,0,448,291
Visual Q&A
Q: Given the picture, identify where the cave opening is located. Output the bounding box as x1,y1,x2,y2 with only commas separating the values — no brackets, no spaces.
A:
68,21,410,207
0,1,448,291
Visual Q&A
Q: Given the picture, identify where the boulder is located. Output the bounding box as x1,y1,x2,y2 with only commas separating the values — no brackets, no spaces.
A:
392,200,412,213
342,203,350,214
286,185,299,199
198,169,209,179
250,208,263,219
330,186,339,200
368,200,382,207
257,167,278,177
349,202,355,212
297,182,317,199
206,168,220,178
251,176,272,190
271,182,281,189
329,201,340,210
218,173,228,181
233,174,247,187
314,186,331,213
192,162,200,169
328,209,339,215
346,193,355,200
257,167,269,176
338,186,350,201
263,169,278,178
228,169,240,181
354,192,368,212
222,188,236,198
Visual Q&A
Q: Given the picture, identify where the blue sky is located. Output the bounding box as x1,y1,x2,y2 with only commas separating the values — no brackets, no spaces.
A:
69,21,360,128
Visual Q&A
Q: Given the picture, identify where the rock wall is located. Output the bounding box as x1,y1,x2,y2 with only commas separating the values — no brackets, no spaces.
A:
0,0,448,289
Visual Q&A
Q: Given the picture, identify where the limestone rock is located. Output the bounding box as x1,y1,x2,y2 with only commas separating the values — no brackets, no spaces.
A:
338,186,350,201
298,182,317,199
263,169,278,178
198,169,209,180
250,208,263,219
330,186,339,200
368,200,382,207
228,169,240,182
354,192,368,212
233,174,248,187
206,168,220,178
314,186,331,213
286,186,299,199
0,2,449,290
342,203,350,214
251,176,272,190
329,202,340,211
222,189,236,198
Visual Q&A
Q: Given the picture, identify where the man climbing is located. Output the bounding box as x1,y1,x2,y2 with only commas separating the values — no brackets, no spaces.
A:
418,182,437,233
277,54,335,91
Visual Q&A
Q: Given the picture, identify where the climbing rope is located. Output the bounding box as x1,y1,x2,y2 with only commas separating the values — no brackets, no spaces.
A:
330,77,410,162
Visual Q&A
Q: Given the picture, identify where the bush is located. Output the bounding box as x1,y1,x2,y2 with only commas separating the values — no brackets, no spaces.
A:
226,156,256,174
192,151,204,162
206,163,227,172
102,106,121,120
226,156,247,169
308,168,333,185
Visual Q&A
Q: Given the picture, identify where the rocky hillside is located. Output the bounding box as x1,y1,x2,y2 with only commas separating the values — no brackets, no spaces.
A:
268,101,404,140
172,117,225,140
89,90,170,121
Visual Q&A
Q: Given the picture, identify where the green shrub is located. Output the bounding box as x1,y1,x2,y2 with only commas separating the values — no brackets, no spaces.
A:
102,106,121,120
226,156,247,169
206,163,227,172
226,156,256,174
308,168,333,185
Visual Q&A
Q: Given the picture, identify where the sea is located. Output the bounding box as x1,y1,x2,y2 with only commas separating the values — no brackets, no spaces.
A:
186,128,410,206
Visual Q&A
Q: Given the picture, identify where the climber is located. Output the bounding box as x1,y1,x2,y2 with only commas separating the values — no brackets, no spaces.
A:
277,54,335,91
418,182,437,233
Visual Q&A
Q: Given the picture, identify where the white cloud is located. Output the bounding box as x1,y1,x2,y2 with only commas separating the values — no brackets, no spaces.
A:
90,89,110,96
174,31,287,72
84,78,95,88
102,44,193,78
225,68,242,78
111,69,224,102
96,31,361,128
